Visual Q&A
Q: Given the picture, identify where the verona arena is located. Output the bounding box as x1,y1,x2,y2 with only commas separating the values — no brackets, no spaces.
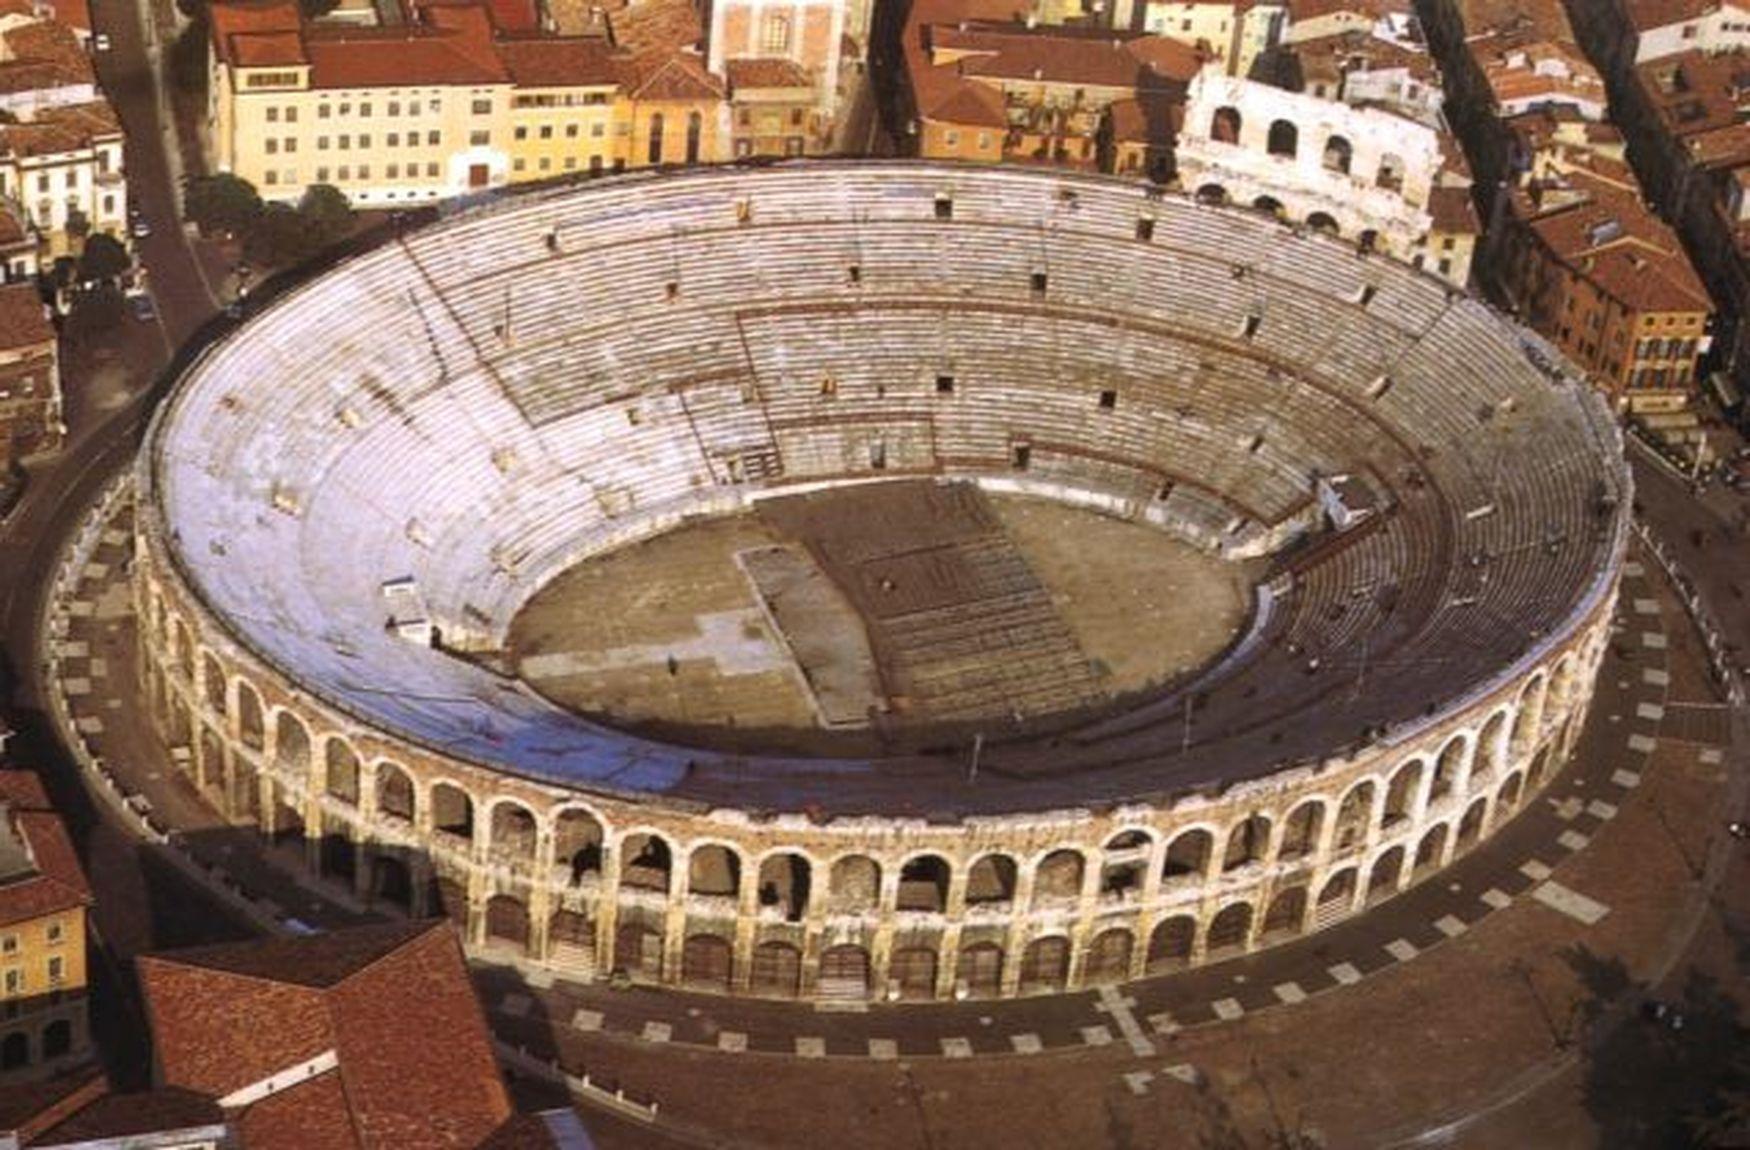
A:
131,160,1629,1001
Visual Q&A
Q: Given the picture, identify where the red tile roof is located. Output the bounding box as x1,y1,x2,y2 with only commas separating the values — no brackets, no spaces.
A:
497,35,622,87
1429,185,1481,233
726,56,814,91
1624,0,1720,33
0,769,91,930
35,1088,224,1142
138,921,527,1149
212,0,515,86
0,17,94,94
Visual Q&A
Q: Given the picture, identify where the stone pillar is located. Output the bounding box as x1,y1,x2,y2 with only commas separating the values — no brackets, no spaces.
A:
527,827,556,962
869,865,901,996
594,840,621,977
731,865,761,993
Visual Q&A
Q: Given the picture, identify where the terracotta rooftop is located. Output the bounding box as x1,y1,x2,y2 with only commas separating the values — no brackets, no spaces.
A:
932,22,1202,90
1429,184,1480,233
1287,0,1411,20
1624,0,1720,33
726,56,814,91
1285,27,1440,84
34,1088,224,1143
1635,49,1750,164
137,920,535,1149
212,0,516,86
1517,165,1711,313
0,769,92,930
0,17,94,94
497,35,621,87
1106,93,1181,143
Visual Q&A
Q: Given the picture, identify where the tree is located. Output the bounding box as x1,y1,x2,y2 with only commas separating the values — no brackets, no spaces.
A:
77,233,130,284
184,173,262,238
243,202,320,267
297,183,352,244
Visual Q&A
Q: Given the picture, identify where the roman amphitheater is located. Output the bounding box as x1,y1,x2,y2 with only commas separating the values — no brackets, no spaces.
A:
130,160,1630,1002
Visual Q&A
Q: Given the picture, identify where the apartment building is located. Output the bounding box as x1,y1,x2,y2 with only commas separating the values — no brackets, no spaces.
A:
1130,0,1287,77
0,771,92,1084
0,282,59,459
901,0,1202,173
209,0,850,204
1499,154,1712,411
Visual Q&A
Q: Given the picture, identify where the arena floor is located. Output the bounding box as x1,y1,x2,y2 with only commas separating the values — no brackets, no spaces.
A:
508,482,1255,756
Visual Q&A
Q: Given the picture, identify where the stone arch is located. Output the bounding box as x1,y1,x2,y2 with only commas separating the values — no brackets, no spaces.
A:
614,921,663,979
687,842,742,898
555,806,605,882
1366,846,1404,903
236,680,264,751
1099,829,1152,898
1306,211,1340,235
1162,828,1213,882
1267,119,1298,158
173,619,193,679
1211,105,1242,143
1334,781,1374,851
1322,134,1353,174
620,832,674,892
1477,710,1509,782
430,781,474,839
1195,183,1230,206
827,855,881,913
1261,885,1307,940
751,940,802,997
965,853,1017,907
1278,800,1324,862
324,737,360,805
819,943,872,997
1252,194,1283,216
1206,902,1253,957
372,852,413,908
41,1019,71,1060
0,1031,27,1070
1031,849,1085,907
681,934,733,990
485,894,530,953
959,940,1004,997
1412,823,1448,877
1511,675,1547,757
1383,760,1421,826
1019,935,1070,993
898,854,951,913
202,653,227,715
1494,771,1524,820
1526,743,1553,790
1147,915,1196,972
1222,814,1271,872
375,761,414,822
1550,655,1578,712
1456,796,1488,851
891,945,938,999
756,852,811,921
198,724,225,793
1432,735,1466,803
1376,152,1405,191
1317,867,1357,923
273,710,311,779
548,907,594,966
1084,928,1134,984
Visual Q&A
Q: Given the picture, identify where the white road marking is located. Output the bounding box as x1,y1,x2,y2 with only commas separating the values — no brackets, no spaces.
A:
1533,881,1610,925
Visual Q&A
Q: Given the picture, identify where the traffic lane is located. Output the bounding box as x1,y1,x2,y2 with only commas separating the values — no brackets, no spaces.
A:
1630,450,1750,649
90,0,218,346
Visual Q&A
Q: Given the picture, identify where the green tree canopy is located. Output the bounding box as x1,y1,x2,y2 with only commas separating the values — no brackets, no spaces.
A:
77,233,130,283
185,173,262,237
297,183,352,244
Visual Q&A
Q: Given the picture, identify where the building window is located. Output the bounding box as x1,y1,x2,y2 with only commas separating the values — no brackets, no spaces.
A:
647,112,664,164
472,98,492,114
360,102,372,116
540,125,552,139
514,158,526,172
3,970,19,995
567,124,579,138
469,130,489,146
388,101,400,115
266,107,279,122
762,10,791,52
358,164,369,179
264,170,278,185
266,138,278,154
0,936,14,956
426,162,439,176
388,132,399,146
286,106,298,123
338,165,350,180
427,130,440,145
359,134,371,148
388,162,399,178
515,126,527,140
285,138,297,153
46,957,62,986
317,166,329,181
319,103,331,118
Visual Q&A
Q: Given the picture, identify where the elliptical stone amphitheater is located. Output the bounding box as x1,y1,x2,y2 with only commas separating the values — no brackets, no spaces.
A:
132,161,1631,1002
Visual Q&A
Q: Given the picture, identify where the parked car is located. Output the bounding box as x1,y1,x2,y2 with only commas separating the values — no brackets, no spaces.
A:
128,292,156,322
92,32,110,52
129,212,150,239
